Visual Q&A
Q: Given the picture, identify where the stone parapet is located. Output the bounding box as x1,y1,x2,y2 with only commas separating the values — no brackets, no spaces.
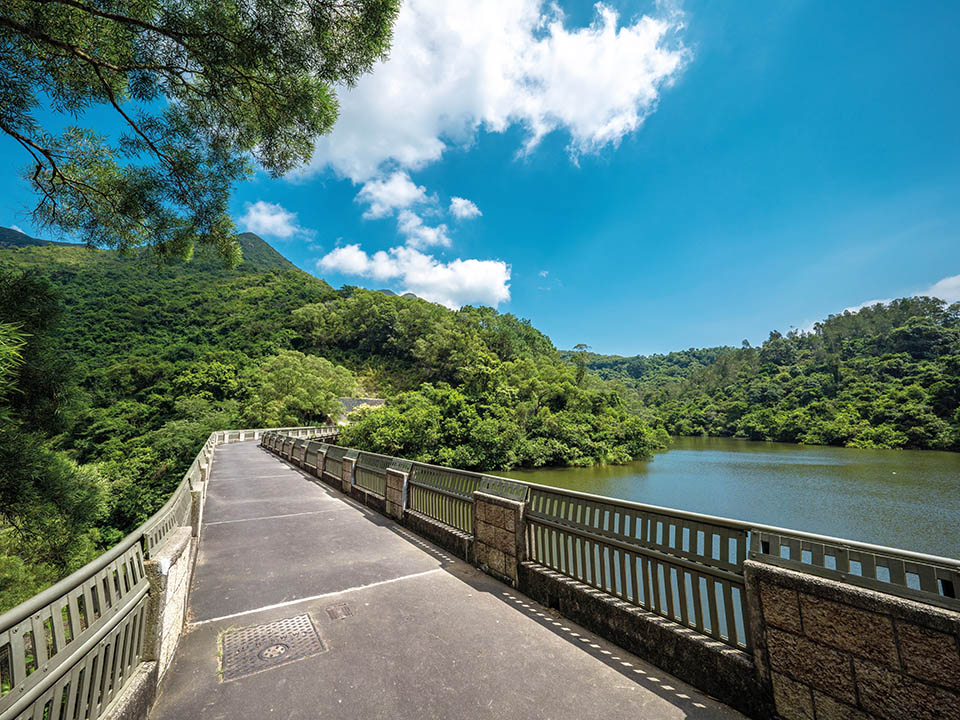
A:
473,491,524,586
404,509,473,562
100,662,158,720
745,559,960,720
143,527,195,682
348,483,387,514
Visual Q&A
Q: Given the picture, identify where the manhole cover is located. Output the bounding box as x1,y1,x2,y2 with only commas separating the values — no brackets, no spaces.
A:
220,614,326,681
325,603,353,620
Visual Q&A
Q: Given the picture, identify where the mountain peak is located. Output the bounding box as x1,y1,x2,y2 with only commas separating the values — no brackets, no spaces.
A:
235,232,296,272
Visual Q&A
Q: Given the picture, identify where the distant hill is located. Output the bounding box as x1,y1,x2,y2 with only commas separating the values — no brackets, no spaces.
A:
0,228,334,375
0,226,296,273
567,298,960,450
0,226,78,248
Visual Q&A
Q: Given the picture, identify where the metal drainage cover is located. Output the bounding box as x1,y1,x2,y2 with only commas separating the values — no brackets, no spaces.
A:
220,614,326,681
325,603,352,620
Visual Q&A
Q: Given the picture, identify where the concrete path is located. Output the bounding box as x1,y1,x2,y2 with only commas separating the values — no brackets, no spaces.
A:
149,441,744,720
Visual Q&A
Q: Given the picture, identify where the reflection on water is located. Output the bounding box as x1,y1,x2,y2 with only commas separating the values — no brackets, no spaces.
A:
501,436,960,558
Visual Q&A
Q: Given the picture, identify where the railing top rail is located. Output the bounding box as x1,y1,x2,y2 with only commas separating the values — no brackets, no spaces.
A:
513,478,960,571
409,459,487,481
320,443,395,464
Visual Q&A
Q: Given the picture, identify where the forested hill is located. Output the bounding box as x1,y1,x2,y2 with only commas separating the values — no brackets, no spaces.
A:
0,230,667,608
569,297,960,450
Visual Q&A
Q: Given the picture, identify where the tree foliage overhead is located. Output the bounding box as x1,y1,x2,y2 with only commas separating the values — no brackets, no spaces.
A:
0,0,399,260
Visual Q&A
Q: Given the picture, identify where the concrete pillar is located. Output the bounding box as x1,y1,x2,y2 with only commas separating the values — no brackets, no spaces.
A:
744,558,960,720
385,470,408,520
473,491,525,587
143,528,194,681
341,457,355,494
190,489,203,537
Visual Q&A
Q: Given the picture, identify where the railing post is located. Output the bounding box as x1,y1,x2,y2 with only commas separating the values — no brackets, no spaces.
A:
341,455,356,494
385,469,408,520
472,491,526,587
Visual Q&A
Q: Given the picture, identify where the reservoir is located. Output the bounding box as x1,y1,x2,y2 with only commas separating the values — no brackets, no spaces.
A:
502,436,960,559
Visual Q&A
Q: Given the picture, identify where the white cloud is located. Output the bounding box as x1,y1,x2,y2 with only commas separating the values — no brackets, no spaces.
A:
449,197,482,220
317,244,510,309
356,172,429,219
924,273,960,303
397,210,451,248
836,273,960,315
239,201,307,239
306,0,688,181
10,224,24,234
538,269,549,278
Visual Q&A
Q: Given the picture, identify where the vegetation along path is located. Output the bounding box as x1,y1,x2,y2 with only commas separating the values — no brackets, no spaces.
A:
150,441,742,719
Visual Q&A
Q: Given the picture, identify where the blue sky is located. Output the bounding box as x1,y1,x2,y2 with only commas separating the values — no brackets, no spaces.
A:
3,0,959,355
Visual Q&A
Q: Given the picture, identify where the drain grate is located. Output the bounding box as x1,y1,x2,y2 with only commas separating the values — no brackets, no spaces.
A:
220,614,326,681
325,603,353,620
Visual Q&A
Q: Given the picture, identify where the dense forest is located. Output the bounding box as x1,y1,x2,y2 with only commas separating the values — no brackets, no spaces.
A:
0,228,666,609
4,222,958,610
569,297,960,450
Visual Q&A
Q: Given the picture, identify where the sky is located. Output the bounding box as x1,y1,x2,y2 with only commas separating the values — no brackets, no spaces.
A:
3,0,959,356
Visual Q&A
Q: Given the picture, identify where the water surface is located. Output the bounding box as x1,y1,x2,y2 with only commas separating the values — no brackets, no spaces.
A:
502,437,960,559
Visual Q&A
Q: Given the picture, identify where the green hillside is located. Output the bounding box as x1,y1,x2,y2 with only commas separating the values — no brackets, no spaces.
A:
0,230,666,609
571,298,960,450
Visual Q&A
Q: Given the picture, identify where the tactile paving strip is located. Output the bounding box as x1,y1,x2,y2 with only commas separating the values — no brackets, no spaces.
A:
220,613,326,681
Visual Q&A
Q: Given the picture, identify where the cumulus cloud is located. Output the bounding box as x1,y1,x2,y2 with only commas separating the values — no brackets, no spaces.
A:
306,0,688,181
356,172,429,219
318,244,510,308
538,269,549,278
239,201,307,239
836,274,960,316
924,273,960,304
449,197,482,220
10,224,24,234
397,210,451,248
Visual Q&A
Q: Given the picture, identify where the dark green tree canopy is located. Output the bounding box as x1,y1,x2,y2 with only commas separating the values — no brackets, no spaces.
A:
0,0,398,261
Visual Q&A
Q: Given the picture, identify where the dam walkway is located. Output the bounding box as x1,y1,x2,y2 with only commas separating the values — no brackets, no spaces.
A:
148,441,741,720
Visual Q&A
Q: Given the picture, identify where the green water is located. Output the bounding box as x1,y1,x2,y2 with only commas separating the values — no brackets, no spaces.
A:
502,436,960,559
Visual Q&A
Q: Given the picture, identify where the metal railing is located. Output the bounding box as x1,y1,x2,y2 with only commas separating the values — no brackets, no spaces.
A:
323,445,346,481
525,485,751,650
408,464,484,534
264,429,960,655
354,452,392,498
0,426,329,720
750,528,960,612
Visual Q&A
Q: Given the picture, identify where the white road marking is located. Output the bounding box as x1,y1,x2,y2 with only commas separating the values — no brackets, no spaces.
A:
189,568,443,627
204,510,340,526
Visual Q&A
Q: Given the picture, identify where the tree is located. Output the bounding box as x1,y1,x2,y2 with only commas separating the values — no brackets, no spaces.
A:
573,343,591,385
245,350,355,427
0,0,399,260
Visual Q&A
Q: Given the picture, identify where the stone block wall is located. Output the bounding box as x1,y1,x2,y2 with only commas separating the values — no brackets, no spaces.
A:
473,492,524,586
745,559,960,720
